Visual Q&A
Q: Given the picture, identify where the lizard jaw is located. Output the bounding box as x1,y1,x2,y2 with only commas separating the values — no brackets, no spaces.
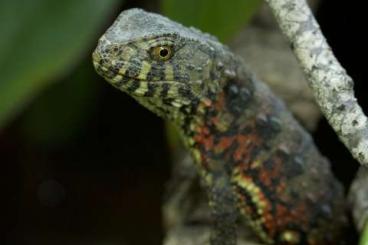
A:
94,60,202,101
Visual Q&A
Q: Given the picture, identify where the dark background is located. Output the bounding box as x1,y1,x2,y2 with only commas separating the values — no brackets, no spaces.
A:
0,0,366,244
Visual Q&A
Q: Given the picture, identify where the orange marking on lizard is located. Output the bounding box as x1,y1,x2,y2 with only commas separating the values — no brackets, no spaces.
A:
233,134,261,162
215,136,234,151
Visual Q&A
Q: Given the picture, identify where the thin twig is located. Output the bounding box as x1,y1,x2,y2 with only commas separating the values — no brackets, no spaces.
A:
264,0,368,166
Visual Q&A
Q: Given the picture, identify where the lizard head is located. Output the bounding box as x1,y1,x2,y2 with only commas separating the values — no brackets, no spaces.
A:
93,8,236,119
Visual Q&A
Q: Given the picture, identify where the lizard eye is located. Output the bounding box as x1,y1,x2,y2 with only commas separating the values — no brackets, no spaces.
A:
150,46,173,61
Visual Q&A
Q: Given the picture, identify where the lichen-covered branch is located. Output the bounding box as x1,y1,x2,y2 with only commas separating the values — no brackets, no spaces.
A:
264,0,368,165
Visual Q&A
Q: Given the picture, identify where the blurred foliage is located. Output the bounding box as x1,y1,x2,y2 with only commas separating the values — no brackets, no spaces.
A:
161,0,261,41
0,0,120,129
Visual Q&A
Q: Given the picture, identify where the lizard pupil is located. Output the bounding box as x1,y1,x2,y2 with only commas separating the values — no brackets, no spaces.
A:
160,48,169,57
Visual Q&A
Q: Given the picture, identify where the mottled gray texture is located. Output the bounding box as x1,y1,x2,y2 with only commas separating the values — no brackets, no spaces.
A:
265,0,368,166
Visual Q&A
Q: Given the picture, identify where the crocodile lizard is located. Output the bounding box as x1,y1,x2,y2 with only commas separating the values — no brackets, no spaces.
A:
92,8,347,245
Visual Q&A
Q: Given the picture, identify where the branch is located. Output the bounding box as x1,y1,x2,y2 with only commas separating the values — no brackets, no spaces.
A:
264,0,368,166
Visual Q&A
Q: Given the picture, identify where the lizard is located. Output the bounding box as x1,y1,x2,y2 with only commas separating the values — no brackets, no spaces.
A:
92,8,347,245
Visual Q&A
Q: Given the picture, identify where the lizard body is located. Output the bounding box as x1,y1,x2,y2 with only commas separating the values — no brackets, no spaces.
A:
92,9,347,244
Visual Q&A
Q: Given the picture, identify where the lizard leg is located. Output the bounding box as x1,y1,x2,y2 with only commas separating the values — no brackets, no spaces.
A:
207,174,238,245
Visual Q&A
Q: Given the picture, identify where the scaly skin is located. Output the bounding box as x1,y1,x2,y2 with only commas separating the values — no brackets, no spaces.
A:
92,9,347,244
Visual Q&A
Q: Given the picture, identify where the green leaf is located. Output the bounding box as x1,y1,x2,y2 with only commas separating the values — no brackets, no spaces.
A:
161,0,261,42
0,0,120,128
